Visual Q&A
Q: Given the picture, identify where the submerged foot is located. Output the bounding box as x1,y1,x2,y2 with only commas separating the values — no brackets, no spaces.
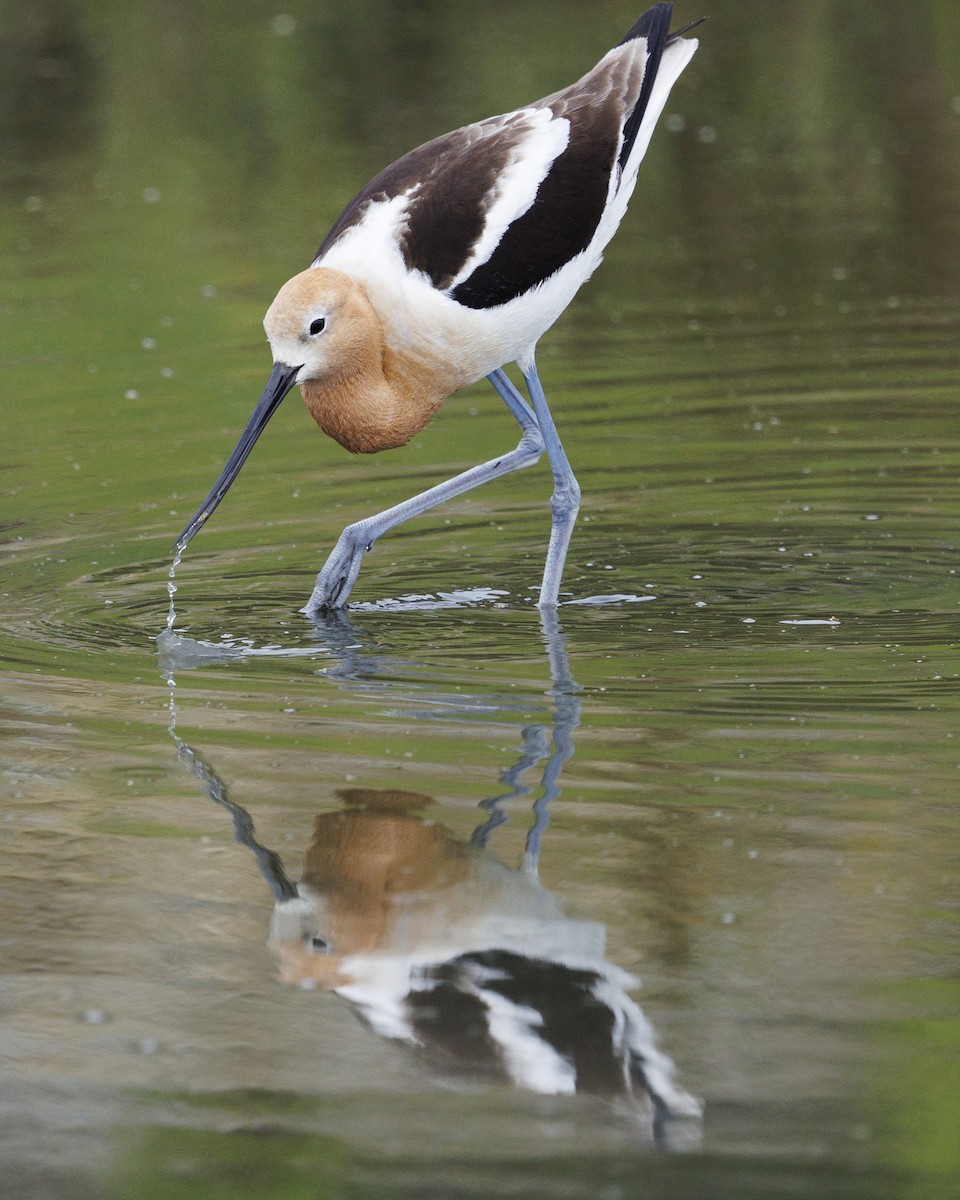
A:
301,527,370,614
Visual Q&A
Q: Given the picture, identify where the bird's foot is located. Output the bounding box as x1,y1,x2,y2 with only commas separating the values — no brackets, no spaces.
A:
300,525,371,615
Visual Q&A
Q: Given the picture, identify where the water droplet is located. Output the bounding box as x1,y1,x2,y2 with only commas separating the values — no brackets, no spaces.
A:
270,13,296,35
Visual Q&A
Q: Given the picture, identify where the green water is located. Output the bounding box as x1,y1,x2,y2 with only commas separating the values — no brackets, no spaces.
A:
2,2,959,1197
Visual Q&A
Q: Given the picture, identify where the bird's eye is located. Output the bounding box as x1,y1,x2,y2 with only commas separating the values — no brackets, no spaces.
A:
309,317,327,336
305,934,331,954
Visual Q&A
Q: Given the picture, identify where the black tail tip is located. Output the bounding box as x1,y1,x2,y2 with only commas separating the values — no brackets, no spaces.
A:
620,5,707,49
620,3,673,47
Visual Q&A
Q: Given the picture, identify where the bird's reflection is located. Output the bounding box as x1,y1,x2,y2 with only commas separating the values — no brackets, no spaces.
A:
165,611,700,1142
270,784,699,1136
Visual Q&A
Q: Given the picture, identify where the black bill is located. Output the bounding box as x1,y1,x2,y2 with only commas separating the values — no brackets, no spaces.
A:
174,361,302,551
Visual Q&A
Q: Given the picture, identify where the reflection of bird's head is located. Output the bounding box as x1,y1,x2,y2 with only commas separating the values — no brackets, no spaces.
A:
270,787,476,989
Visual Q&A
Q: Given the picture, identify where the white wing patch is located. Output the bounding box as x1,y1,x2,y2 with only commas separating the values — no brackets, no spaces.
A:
445,108,571,292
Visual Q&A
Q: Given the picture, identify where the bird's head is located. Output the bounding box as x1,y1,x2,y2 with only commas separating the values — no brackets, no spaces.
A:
174,267,379,551
264,267,378,385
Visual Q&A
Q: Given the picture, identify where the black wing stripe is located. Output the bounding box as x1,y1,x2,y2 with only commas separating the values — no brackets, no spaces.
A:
451,108,617,310
316,122,523,290
398,121,532,290
454,10,680,311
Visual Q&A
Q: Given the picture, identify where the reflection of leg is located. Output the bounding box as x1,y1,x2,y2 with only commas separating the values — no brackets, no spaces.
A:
470,607,582,871
520,704,573,874
305,608,382,685
521,790,551,876
522,609,581,874
471,724,551,849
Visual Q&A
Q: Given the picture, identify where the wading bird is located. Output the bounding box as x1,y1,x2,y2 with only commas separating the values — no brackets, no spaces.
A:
175,4,700,612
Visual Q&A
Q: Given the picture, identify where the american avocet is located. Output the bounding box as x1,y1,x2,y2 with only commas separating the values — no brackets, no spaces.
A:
175,4,701,612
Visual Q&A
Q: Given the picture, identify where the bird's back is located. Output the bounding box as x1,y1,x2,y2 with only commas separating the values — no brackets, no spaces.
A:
315,9,697,377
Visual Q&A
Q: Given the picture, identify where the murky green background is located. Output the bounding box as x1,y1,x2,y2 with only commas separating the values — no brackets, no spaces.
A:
2,1,959,1197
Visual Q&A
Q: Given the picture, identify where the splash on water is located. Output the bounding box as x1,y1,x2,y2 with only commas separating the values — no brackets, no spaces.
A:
166,545,183,633
780,617,842,626
157,543,331,671
351,587,510,612
562,593,657,607
157,628,331,672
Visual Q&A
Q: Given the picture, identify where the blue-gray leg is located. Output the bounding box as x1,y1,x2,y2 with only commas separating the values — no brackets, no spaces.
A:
486,367,539,434
520,358,581,607
302,369,544,613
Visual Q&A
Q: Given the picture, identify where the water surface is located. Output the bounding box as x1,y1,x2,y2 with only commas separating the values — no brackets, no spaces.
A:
2,2,959,1197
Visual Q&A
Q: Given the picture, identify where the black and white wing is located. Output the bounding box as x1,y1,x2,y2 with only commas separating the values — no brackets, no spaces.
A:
315,4,697,310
